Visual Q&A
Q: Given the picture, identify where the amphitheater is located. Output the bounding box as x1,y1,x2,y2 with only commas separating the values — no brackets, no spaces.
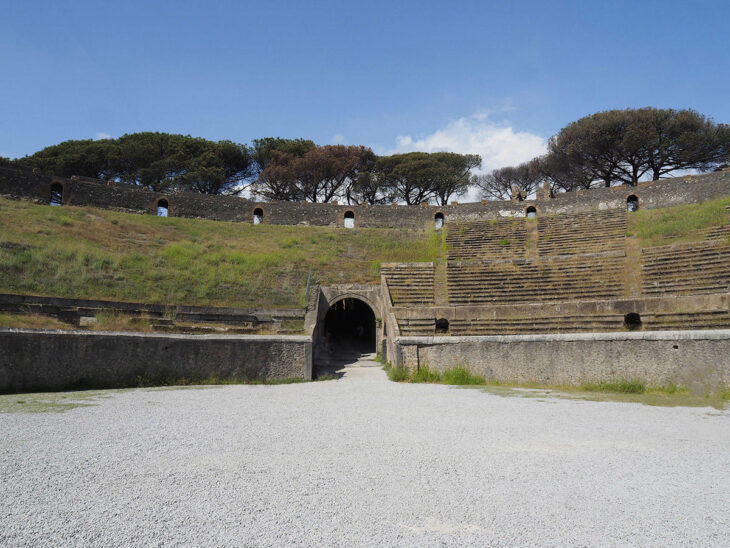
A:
1,165,730,391
2,165,730,546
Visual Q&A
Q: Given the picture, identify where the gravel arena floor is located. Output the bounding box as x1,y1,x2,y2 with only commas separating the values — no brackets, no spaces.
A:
1,359,729,547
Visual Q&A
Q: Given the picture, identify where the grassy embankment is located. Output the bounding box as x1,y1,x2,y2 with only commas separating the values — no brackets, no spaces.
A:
627,196,730,246
0,197,442,309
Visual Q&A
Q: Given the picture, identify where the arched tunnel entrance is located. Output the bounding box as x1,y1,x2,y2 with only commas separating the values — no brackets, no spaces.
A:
314,286,383,377
316,298,377,376
324,298,376,355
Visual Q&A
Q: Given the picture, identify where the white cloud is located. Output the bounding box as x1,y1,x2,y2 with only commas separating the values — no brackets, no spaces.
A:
390,112,546,175
95,132,112,140
332,133,345,144
385,112,547,202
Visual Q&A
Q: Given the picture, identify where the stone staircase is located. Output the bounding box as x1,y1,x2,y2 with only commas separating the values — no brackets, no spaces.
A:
644,310,730,330
450,313,624,335
397,317,436,335
446,218,527,260
447,255,625,305
381,263,434,306
641,241,730,296
379,206,729,335
537,209,626,256
706,223,730,240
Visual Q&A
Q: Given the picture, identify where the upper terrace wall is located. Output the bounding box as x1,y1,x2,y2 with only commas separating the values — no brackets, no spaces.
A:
1,165,729,229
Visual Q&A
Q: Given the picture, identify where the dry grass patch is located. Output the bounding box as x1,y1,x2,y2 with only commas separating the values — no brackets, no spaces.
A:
0,313,70,330
628,196,730,246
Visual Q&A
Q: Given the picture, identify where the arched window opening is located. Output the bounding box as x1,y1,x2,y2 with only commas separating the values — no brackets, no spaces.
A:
50,183,63,206
434,212,444,230
627,195,639,212
156,199,169,217
526,206,537,219
624,313,642,331
344,210,355,229
253,207,264,225
435,318,449,334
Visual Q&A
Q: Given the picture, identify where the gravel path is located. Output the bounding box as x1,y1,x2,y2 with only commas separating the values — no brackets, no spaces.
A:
1,358,729,546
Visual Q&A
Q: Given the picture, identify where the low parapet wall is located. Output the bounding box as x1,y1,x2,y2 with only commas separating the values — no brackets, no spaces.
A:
0,329,312,393
396,330,730,391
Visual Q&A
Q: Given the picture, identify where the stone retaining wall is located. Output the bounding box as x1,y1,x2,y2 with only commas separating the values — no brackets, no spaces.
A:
0,329,312,393
2,165,729,229
396,330,730,391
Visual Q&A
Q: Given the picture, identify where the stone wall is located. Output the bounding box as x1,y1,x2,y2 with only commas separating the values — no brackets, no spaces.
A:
392,293,730,324
0,329,312,393
2,165,729,229
396,330,730,391
0,293,303,328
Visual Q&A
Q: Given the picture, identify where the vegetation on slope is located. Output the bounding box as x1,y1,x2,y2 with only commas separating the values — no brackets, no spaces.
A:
0,313,69,330
627,196,730,246
0,198,441,308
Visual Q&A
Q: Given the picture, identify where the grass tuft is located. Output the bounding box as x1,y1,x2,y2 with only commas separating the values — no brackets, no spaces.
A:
440,366,486,385
384,363,411,382
314,374,338,381
411,366,442,383
581,379,647,394
385,364,487,385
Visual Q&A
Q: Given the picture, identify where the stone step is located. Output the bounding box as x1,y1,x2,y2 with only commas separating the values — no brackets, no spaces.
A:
448,281,625,291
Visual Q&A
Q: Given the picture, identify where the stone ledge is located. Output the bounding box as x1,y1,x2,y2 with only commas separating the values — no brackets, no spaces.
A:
398,329,730,344
0,328,312,343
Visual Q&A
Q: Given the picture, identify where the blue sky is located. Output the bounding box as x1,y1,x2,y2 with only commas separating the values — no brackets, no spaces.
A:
2,0,730,172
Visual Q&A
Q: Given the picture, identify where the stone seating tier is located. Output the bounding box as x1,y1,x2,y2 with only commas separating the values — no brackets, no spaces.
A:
537,209,627,256
641,241,730,296
445,218,527,261
395,309,730,336
381,264,434,306
447,256,625,305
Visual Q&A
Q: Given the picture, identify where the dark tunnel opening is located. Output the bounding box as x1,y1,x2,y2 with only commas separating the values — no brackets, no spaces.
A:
323,298,376,355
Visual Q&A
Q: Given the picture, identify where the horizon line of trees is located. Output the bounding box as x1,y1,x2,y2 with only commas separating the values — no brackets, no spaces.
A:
5,107,730,204
477,107,730,200
7,133,480,206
